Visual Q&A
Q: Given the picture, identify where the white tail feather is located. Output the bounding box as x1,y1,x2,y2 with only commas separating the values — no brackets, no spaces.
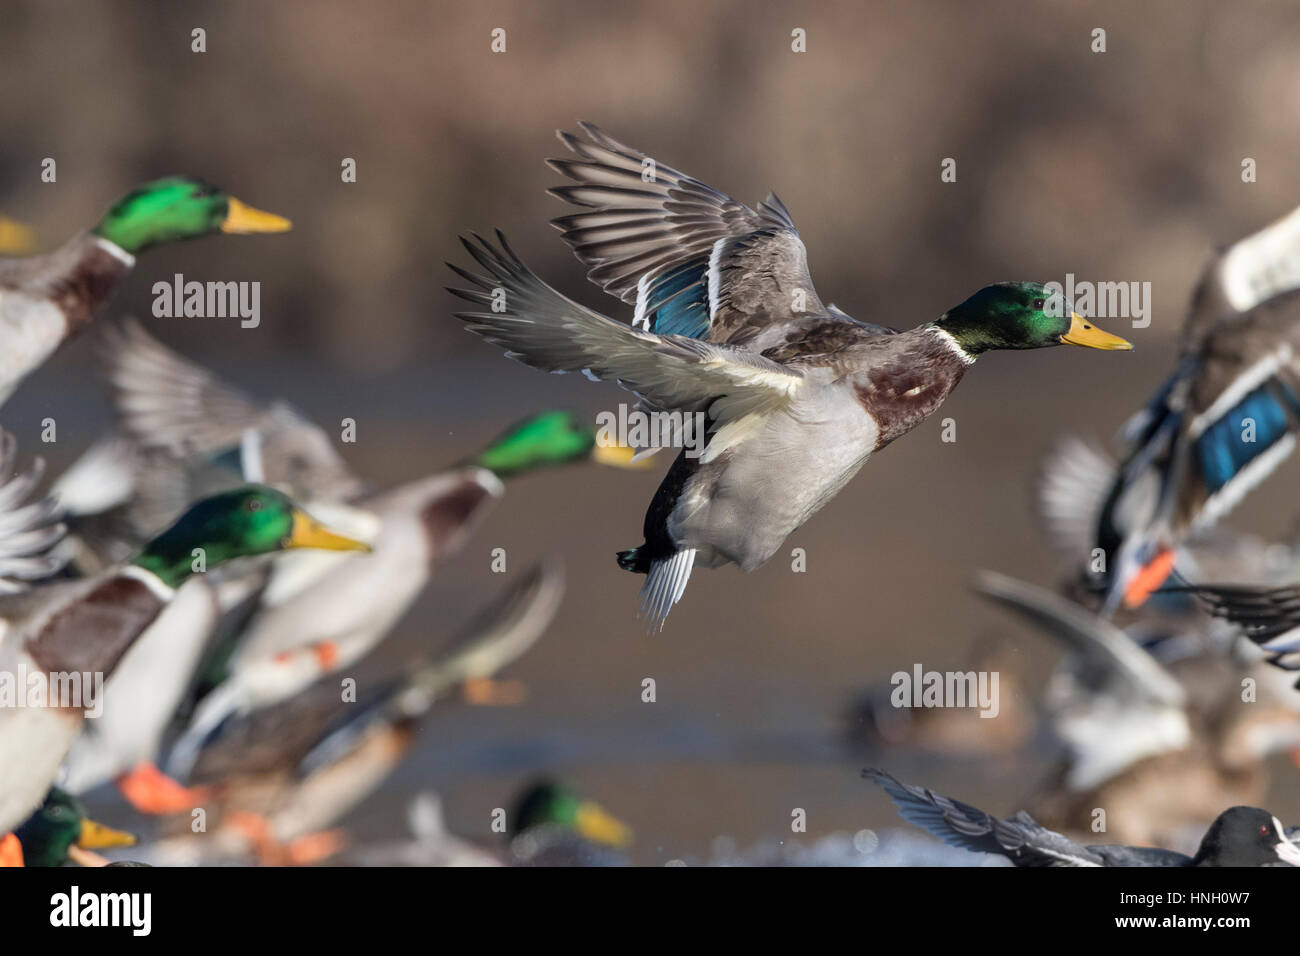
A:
638,548,696,632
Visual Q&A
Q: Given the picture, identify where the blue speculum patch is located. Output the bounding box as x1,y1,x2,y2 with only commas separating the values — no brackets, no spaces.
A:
1197,382,1300,492
644,258,711,339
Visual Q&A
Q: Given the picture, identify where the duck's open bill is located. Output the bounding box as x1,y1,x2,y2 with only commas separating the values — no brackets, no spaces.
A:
287,510,371,552
1061,312,1134,350
221,197,292,234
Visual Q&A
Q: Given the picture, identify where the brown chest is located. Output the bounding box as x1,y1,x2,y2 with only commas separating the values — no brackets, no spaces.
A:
49,243,131,333
853,344,969,448
24,574,165,679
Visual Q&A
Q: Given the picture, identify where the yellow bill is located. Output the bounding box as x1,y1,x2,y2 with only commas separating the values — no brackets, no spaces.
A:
78,817,136,851
590,441,656,469
0,215,37,254
1061,312,1133,350
222,197,292,234
574,800,633,848
287,510,372,552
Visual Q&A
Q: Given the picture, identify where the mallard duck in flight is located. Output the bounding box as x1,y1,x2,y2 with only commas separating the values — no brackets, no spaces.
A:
72,318,642,790
448,123,1133,629
975,571,1300,849
0,484,367,835
0,177,289,408
1041,199,1300,613
157,563,563,865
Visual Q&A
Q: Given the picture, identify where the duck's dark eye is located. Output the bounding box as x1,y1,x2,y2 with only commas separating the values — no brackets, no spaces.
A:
190,185,217,199
1032,299,1045,310
247,498,263,513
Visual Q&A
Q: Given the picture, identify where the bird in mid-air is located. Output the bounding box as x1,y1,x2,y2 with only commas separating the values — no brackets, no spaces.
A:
448,124,1132,628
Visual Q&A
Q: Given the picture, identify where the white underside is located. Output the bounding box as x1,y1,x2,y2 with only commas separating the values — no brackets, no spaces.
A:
60,578,218,793
0,292,67,410
0,693,83,832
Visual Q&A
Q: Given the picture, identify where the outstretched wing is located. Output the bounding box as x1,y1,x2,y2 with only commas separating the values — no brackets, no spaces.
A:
99,318,362,502
101,317,272,457
549,123,887,348
974,570,1185,707
1179,581,1300,672
1037,436,1118,562
1093,291,1300,610
864,768,1104,867
447,231,805,463
0,430,65,594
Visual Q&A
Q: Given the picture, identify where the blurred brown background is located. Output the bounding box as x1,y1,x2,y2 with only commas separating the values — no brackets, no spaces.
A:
3,0,1300,862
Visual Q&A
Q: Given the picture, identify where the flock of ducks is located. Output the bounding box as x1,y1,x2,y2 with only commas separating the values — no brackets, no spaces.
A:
1,125,1300,865
0,171,644,866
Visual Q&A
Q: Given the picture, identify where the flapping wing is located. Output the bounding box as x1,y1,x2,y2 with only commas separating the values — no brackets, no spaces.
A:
1037,436,1118,561
864,769,1104,867
447,231,804,460
548,123,845,347
1179,581,1300,670
974,570,1186,707
0,430,66,594
1097,289,1300,613
101,317,271,457
100,318,362,501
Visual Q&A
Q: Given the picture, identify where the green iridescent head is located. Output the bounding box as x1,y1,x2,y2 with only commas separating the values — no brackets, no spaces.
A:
473,410,645,478
132,485,369,589
14,788,135,867
511,780,632,847
934,282,1133,355
91,176,291,255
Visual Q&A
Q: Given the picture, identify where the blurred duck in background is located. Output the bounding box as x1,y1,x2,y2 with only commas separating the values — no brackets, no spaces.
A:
135,564,565,865
0,178,290,408
866,768,1300,867
843,633,1034,759
0,481,368,841
506,778,633,866
975,570,1300,852
1041,200,1300,614
341,779,634,869
2,787,136,868
50,319,644,807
